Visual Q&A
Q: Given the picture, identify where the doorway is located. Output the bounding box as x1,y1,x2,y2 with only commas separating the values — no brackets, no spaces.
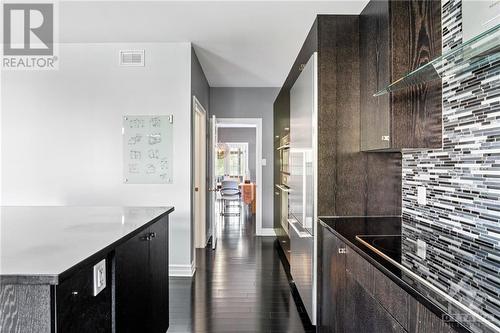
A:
216,142,249,182
193,96,207,248
215,118,263,235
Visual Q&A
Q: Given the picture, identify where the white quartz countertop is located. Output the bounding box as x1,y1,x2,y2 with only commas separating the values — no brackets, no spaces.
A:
0,206,173,284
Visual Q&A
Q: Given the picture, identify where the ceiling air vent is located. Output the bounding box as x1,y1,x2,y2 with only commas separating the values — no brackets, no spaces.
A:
119,50,145,67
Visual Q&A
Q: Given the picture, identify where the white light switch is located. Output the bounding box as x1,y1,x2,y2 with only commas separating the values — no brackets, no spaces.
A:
93,259,106,296
417,186,427,205
262,159,267,166
417,239,427,260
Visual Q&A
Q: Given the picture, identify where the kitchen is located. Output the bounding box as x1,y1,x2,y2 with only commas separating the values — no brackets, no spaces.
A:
274,0,500,332
1,0,499,332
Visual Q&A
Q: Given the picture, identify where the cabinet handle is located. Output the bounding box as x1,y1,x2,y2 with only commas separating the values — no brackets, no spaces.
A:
71,291,79,296
338,248,347,254
141,232,157,241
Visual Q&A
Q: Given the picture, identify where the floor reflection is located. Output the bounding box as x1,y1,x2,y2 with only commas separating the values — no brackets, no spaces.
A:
169,202,314,332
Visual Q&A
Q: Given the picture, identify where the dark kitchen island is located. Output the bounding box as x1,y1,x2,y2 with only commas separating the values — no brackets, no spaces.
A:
0,206,174,333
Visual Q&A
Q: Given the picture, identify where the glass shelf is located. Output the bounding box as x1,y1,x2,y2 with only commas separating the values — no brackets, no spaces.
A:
374,23,500,97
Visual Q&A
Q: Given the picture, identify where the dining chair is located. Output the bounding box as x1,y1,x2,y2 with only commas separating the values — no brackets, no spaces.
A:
220,180,241,216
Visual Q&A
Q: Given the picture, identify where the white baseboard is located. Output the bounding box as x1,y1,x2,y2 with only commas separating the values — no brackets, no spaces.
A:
256,228,276,236
169,261,195,277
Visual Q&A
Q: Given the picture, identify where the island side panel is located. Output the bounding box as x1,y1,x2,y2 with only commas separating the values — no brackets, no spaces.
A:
0,284,52,333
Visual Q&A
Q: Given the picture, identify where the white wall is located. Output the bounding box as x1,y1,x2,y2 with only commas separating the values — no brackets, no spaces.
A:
1,42,194,274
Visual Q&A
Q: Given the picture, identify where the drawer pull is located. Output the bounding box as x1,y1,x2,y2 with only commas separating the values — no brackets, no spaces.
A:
71,291,79,296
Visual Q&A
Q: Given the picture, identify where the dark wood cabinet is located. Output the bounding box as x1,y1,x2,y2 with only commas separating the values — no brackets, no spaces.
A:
344,269,406,333
344,246,405,333
273,14,402,222
115,231,150,332
115,218,169,333
318,228,346,333
373,267,411,329
408,298,459,333
320,230,404,333
318,224,459,333
273,92,282,239
359,0,391,151
55,255,112,333
360,0,442,151
148,218,169,333
273,90,291,142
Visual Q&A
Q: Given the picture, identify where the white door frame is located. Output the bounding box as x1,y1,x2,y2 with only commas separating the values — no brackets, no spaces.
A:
216,118,264,236
193,96,207,248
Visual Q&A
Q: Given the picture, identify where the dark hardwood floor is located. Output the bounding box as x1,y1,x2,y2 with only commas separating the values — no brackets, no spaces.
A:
169,205,314,332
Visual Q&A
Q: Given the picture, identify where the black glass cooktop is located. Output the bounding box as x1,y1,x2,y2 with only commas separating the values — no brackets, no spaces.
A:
355,235,402,263
318,217,489,333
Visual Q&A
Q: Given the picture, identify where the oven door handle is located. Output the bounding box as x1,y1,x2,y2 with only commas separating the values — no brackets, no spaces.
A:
275,184,291,192
288,218,312,238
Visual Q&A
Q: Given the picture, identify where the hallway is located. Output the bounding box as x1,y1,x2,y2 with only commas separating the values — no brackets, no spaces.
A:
169,209,314,332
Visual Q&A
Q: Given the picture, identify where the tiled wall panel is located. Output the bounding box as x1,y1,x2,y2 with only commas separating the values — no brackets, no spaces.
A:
402,1,500,332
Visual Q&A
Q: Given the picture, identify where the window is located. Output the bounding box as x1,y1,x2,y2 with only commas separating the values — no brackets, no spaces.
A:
228,148,243,176
216,143,248,179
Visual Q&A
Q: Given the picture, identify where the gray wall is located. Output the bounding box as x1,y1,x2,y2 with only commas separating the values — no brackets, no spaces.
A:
190,48,211,247
191,48,210,111
210,87,279,229
218,128,256,182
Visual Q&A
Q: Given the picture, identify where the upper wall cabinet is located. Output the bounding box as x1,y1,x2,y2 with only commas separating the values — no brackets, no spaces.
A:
360,0,442,151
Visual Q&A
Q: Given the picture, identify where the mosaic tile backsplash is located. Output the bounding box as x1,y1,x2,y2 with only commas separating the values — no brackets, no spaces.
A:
402,0,500,332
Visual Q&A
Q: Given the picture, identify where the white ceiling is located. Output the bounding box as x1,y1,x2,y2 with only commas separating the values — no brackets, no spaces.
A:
60,1,369,87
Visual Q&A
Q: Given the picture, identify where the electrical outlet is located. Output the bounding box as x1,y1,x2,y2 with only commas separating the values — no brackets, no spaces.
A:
417,186,427,205
417,239,427,260
93,259,106,296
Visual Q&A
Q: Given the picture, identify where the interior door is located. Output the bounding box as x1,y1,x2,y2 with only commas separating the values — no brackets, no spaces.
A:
210,115,218,249
193,101,207,248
